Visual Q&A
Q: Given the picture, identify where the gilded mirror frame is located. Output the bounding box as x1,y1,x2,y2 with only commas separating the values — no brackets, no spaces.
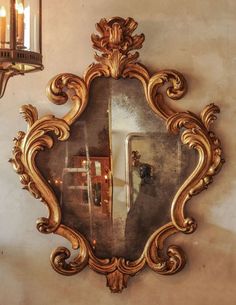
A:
10,17,224,293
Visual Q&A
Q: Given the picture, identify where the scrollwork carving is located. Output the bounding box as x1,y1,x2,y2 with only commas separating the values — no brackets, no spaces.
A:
10,104,70,233
145,223,186,274
167,103,224,233
10,17,224,292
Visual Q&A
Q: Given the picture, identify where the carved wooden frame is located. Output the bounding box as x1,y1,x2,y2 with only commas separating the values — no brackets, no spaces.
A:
10,17,224,293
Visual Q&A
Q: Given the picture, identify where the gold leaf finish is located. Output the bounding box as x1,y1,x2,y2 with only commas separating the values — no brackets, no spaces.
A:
92,17,145,79
10,104,70,233
10,17,224,293
106,271,130,293
167,103,224,233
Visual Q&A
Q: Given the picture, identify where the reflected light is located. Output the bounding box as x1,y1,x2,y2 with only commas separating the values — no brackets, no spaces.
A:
92,239,97,250
0,6,6,17
24,6,30,49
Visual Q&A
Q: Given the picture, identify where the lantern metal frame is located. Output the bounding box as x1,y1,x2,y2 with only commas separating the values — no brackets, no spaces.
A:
0,0,43,98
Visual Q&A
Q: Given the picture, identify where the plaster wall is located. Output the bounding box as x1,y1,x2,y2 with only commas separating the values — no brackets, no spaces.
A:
0,0,236,304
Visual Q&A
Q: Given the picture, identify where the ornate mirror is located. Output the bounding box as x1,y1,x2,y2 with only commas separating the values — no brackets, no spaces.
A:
10,17,224,293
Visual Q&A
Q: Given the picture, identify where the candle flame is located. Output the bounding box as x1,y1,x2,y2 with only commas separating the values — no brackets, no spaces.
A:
16,3,24,14
0,6,6,17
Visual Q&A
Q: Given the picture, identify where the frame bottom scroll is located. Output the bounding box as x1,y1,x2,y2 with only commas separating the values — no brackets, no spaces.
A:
49,222,185,293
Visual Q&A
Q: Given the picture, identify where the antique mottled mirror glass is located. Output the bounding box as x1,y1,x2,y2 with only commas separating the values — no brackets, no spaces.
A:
10,17,224,292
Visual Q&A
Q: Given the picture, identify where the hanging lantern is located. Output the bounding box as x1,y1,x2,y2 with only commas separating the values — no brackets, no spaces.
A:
0,0,43,98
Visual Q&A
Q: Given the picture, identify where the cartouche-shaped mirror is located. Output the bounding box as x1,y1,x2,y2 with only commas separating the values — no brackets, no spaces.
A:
10,17,224,293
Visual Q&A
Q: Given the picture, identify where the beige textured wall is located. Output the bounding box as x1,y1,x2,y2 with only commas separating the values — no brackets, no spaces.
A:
0,0,236,304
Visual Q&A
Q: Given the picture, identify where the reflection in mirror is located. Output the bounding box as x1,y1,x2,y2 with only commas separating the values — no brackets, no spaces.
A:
36,78,197,260
110,79,197,259
37,79,112,256
123,132,195,259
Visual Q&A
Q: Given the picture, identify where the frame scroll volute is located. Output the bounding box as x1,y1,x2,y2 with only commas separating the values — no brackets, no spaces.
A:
10,17,224,293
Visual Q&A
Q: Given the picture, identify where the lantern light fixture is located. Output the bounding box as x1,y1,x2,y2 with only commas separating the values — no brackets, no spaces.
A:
0,0,43,98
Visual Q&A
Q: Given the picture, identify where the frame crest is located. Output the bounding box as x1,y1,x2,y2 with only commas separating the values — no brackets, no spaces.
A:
10,17,224,293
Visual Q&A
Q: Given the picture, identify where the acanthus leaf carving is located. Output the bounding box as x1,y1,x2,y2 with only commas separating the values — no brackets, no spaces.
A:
10,104,70,233
167,104,224,233
145,223,186,274
106,270,130,293
92,17,145,79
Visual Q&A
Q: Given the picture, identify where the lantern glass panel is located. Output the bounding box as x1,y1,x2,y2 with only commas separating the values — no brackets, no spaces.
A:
0,1,10,49
15,0,40,53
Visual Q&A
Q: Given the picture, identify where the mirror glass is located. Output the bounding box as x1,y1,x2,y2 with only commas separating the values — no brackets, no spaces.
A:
36,78,197,260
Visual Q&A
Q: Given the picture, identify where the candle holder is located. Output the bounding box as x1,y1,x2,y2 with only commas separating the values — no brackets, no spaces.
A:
0,0,43,98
